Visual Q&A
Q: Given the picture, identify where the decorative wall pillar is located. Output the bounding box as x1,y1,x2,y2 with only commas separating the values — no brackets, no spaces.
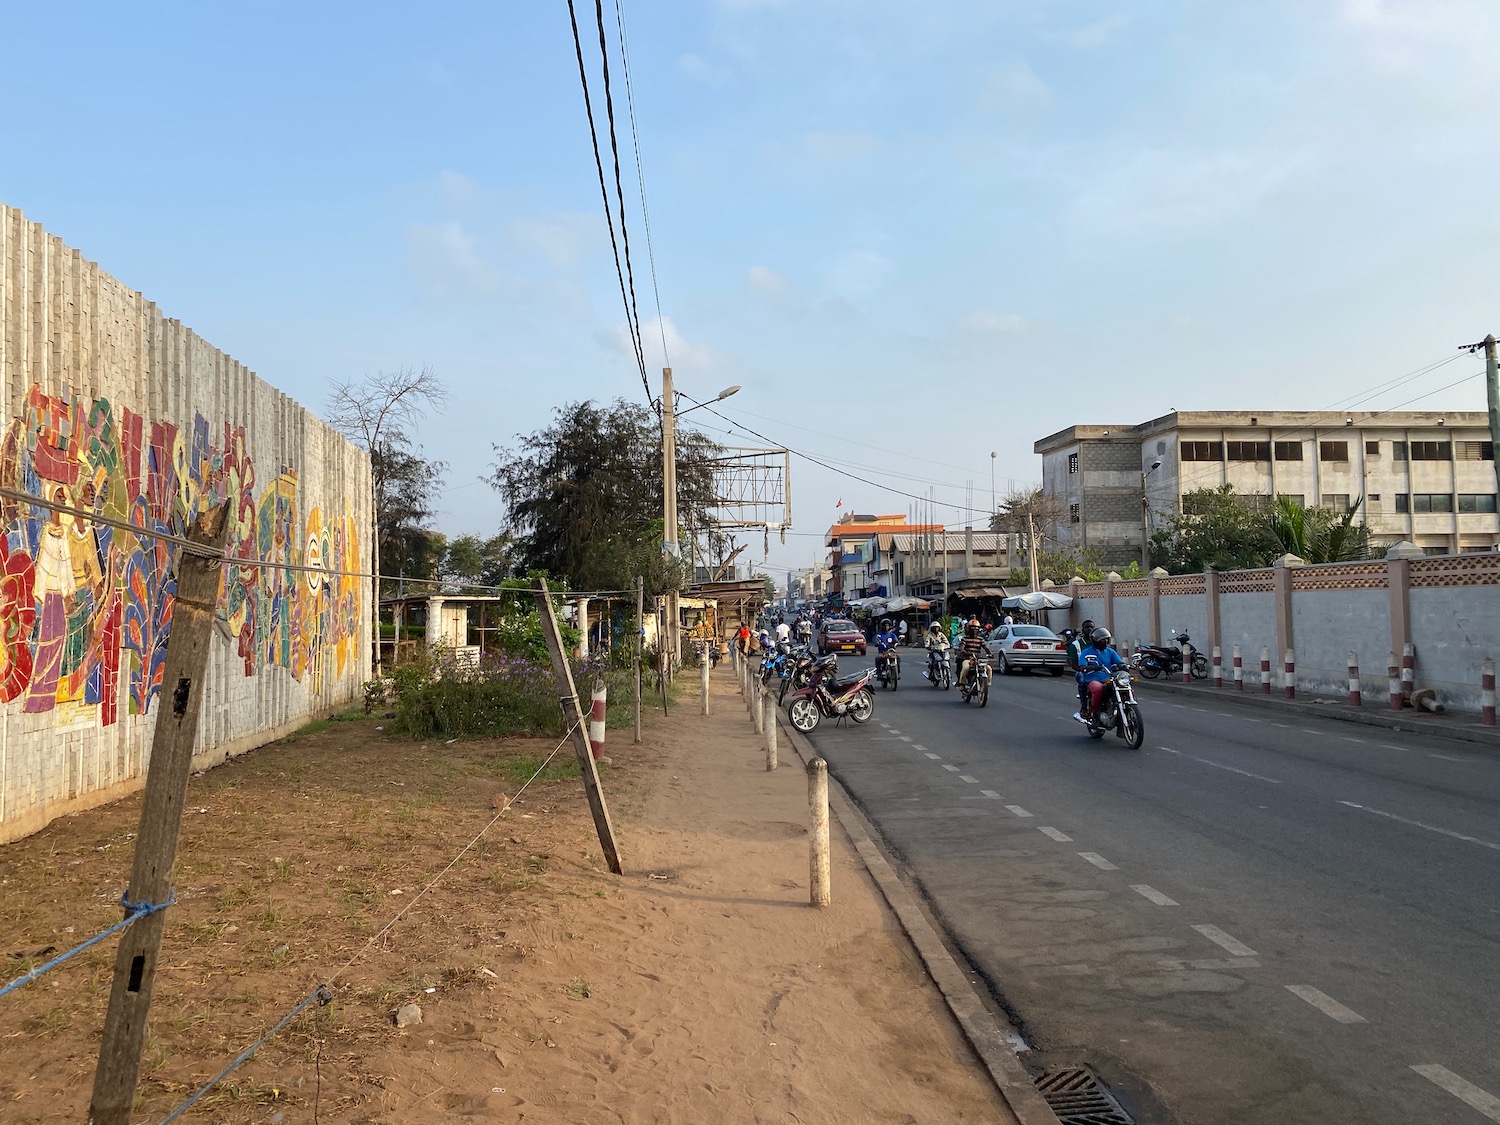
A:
1272,554,1304,682
425,596,446,648
1386,541,1421,663
1205,566,1221,656
1103,573,1117,636
1068,577,1084,630
1148,567,1169,647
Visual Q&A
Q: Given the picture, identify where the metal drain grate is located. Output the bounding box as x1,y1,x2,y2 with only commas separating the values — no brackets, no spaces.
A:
1034,1066,1135,1125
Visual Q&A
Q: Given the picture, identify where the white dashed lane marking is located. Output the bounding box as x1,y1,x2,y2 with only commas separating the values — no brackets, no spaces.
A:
913,744,928,753
1038,827,1072,842
924,752,942,760
959,775,979,783
1192,924,1258,957
1005,805,1034,818
1410,1064,1500,1122
1285,985,1366,1024
980,790,1002,799
1339,801,1500,851
899,735,913,742
1078,852,1117,870
1130,884,1178,906
942,764,960,772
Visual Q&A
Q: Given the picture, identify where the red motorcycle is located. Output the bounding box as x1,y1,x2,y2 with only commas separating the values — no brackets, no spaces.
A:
787,654,876,733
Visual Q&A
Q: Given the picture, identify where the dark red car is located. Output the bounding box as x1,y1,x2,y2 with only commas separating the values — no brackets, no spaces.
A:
818,618,867,656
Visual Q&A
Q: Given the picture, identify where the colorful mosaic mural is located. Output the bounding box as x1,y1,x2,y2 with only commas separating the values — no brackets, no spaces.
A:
0,384,362,724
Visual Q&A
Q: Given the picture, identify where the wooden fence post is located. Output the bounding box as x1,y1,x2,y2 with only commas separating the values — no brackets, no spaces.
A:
700,648,710,717
90,504,231,1125
634,576,643,745
765,694,778,771
808,758,831,907
532,579,623,874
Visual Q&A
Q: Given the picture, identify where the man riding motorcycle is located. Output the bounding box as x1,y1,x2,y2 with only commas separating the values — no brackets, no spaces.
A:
1074,626,1124,725
1067,619,1096,715
955,618,988,689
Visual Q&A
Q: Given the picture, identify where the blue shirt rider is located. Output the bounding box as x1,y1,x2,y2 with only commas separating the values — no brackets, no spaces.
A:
875,619,900,655
1075,626,1124,723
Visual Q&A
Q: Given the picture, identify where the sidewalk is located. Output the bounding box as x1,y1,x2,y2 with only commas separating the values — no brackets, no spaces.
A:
1134,673,1500,750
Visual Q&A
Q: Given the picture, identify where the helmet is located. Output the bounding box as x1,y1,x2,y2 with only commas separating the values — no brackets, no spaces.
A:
1091,626,1112,647
928,621,942,632
880,618,892,631
966,618,981,637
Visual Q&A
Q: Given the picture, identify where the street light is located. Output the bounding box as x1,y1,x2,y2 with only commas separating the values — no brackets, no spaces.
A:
1141,459,1162,571
661,373,741,671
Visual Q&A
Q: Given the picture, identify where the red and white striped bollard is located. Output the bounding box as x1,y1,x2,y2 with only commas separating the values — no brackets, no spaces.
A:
1388,652,1401,711
1401,643,1415,708
1284,648,1296,700
1347,651,1361,707
1232,645,1243,691
1180,637,1191,684
1212,645,1222,688
1482,659,1496,727
1260,646,1271,695
589,682,608,760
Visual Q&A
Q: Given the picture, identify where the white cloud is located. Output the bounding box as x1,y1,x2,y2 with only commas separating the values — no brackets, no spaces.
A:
436,170,483,209
800,131,877,161
596,315,732,376
405,221,501,296
982,60,1053,115
961,311,1031,334
747,265,790,295
1050,14,1129,49
677,52,731,86
507,211,599,269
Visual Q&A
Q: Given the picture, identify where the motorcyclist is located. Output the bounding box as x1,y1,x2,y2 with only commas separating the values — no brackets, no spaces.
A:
875,618,900,674
1067,619,1096,714
924,621,949,651
1075,626,1124,725
955,618,988,689
797,617,812,643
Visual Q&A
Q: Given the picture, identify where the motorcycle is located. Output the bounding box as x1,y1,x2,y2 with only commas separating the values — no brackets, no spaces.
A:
876,645,901,691
924,646,951,690
787,654,876,733
1082,664,1145,749
779,646,818,706
1136,634,1209,680
956,654,992,707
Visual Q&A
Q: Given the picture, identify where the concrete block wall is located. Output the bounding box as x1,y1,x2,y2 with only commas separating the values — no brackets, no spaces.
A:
0,204,372,843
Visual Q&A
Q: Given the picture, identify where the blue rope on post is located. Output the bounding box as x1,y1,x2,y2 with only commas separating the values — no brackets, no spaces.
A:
0,891,175,1000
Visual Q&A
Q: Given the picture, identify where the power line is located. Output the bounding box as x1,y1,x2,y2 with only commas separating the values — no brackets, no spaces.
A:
564,0,649,401
613,0,670,369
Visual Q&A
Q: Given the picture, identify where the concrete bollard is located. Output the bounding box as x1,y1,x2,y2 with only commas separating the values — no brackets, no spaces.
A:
1285,648,1296,700
1483,659,1496,727
1233,645,1243,691
1212,645,1222,688
808,758,831,907
589,682,607,760
1389,652,1402,711
1180,637,1191,684
1401,643,1415,708
753,682,764,733
765,695,778,770
700,650,711,717
1261,646,1271,695
1348,652,1361,707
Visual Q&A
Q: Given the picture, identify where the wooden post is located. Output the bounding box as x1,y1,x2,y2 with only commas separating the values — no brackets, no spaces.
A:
765,693,778,771
532,578,623,874
634,576,643,745
753,681,765,734
90,504,231,1125
808,758,831,907
700,648,710,717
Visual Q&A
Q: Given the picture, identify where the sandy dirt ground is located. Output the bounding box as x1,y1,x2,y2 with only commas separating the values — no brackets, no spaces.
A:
0,668,1014,1123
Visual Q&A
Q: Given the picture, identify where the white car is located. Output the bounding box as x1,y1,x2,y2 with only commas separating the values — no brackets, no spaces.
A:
986,625,1068,675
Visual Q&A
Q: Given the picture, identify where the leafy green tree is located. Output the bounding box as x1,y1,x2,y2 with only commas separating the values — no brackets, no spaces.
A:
1261,494,1371,563
441,533,513,591
489,399,722,596
1150,485,1273,573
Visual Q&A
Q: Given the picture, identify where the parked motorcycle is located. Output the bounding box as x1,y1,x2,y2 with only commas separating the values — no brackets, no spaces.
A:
876,646,901,691
787,654,876,733
925,647,951,690
1082,664,1145,748
956,655,992,707
779,646,818,706
1136,634,1209,680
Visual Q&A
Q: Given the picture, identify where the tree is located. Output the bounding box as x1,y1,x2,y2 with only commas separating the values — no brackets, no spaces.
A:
1150,485,1273,574
989,486,1064,543
326,367,449,641
441,533,514,591
1261,494,1372,563
489,399,723,596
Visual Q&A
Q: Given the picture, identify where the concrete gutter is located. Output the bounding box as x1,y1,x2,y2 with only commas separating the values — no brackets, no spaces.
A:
778,712,1064,1125
1134,676,1500,751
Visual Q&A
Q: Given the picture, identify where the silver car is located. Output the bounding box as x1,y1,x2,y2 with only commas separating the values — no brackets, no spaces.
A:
986,624,1068,675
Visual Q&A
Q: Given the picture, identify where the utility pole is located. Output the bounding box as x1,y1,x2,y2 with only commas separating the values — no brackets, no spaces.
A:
661,366,679,676
1027,510,1041,592
1485,334,1499,500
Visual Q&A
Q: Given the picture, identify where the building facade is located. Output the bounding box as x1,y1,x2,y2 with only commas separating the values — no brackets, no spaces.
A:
1036,411,1500,567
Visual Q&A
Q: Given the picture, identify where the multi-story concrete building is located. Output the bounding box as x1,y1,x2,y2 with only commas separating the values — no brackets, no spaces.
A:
1036,411,1500,567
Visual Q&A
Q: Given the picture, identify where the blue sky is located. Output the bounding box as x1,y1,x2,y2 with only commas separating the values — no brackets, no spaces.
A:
5,0,1499,578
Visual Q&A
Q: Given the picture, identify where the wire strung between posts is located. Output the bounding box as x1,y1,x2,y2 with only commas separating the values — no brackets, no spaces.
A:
157,984,333,1125
0,892,174,1001
152,720,580,1123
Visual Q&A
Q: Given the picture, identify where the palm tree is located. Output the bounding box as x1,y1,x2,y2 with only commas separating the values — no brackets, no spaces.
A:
1260,494,1371,563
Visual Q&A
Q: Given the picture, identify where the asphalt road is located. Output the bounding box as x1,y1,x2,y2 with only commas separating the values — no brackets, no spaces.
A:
802,651,1500,1125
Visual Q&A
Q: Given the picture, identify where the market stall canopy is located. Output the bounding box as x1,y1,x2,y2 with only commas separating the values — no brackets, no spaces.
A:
882,596,931,613
952,586,1009,599
1002,590,1073,610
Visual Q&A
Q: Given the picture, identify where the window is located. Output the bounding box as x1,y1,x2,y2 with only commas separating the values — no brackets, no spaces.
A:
1233,493,1272,512
1410,441,1452,461
1392,441,1407,461
1458,494,1498,513
1422,546,1449,556
1068,452,1079,474
1319,441,1349,462
1365,441,1380,456
1282,494,1306,508
1226,440,1270,461
1274,441,1303,460
1180,441,1223,461
1368,493,1381,511
1069,502,1080,524
1458,441,1494,461
1413,493,1454,513
1394,494,1410,513
1320,493,1351,510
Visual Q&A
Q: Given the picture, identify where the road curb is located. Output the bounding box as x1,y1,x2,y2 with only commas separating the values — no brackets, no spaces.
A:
1134,677,1500,751
777,712,1063,1125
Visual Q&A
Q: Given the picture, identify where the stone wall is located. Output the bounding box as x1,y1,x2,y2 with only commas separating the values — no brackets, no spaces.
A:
0,205,372,843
